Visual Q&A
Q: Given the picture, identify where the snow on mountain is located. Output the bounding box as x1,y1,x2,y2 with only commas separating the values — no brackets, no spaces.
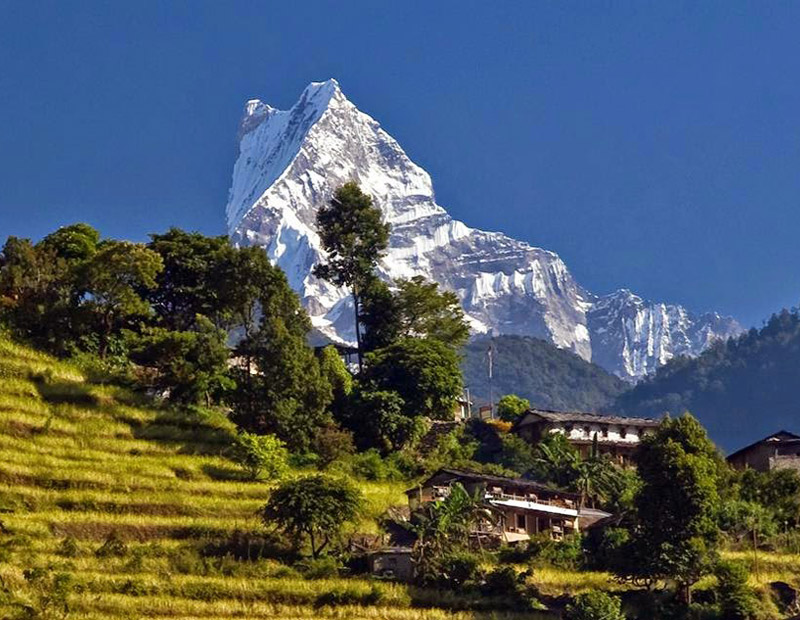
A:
226,79,742,380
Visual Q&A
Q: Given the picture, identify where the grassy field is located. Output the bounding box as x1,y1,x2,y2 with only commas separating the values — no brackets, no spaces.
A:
2,338,798,619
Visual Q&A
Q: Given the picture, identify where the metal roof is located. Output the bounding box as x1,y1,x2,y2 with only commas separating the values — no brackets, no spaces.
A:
515,408,660,429
407,467,580,500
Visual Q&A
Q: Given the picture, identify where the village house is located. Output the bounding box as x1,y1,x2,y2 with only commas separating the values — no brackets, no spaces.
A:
511,408,659,465
727,430,800,472
406,468,588,543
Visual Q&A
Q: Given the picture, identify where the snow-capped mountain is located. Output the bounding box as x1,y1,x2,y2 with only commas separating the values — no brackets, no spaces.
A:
226,79,741,380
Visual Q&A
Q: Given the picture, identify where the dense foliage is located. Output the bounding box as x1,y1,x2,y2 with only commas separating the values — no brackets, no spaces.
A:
313,182,390,368
462,335,626,412
616,308,800,449
616,415,722,600
261,474,364,559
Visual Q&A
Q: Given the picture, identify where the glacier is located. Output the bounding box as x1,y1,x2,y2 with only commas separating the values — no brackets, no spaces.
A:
226,79,741,380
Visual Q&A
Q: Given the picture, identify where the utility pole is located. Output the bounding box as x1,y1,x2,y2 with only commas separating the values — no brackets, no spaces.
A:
487,339,495,419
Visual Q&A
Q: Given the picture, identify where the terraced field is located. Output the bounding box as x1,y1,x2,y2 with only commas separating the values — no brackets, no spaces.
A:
8,337,795,618
1,338,548,619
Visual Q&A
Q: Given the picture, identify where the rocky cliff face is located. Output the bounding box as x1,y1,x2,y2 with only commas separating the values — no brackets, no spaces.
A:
226,79,741,380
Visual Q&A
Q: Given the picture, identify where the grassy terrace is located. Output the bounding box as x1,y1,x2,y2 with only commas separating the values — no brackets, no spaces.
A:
0,339,450,619
3,338,798,618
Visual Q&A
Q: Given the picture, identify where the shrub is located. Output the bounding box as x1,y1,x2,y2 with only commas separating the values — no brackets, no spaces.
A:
231,432,289,481
481,565,526,597
56,536,79,558
525,533,584,569
715,560,759,620
298,556,341,579
313,422,355,467
95,531,127,558
565,590,626,620
439,551,482,587
350,448,403,481
584,526,631,571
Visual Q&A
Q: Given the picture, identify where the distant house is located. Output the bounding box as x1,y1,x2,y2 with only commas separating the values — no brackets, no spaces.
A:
512,408,660,465
406,468,588,542
368,547,414,581
727,430,800,472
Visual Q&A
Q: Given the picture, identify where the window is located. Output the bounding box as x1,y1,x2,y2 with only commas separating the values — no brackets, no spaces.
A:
602,426,608,437
620,428,627,439
583,426,590,436
516,514,526,530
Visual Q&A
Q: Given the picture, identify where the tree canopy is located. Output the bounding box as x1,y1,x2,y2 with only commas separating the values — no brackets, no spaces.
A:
260,474,363,558
313,182,390,368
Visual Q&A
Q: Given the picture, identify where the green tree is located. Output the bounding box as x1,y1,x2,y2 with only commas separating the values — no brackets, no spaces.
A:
344,387,426,453
624,413,721,601
565,590,626,620
146,228,232,331
39,223,100,261
231,432,289,481
81,241,163,358
260,474,363,558
715,560,759,620
739,467,800,527
313,183,390,369
362,337,462,420
358,276,399,352
221,246,332,452
0,225,100,354
128,315,232,404
360,275,470,353
497,394,530,422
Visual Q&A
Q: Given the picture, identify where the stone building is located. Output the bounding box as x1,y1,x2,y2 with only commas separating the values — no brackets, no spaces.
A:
511,408,660,465
727,430,800,472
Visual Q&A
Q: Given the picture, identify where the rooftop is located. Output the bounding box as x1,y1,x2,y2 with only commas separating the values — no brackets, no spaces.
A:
407,467,580,500
516,408,660,429
727,430,800,461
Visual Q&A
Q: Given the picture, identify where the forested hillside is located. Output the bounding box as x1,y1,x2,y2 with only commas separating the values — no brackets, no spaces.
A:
616,308,800,450
462,335,627,412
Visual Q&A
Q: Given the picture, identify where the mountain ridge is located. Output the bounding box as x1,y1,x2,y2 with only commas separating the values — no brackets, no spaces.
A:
226,79,742,380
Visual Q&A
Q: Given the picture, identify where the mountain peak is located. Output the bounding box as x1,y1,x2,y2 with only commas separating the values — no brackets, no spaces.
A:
225,80,742,380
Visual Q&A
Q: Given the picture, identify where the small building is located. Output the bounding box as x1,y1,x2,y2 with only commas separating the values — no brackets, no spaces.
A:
406,468,582,542
368,547,414,582
727,430,800,472
512,408,660,465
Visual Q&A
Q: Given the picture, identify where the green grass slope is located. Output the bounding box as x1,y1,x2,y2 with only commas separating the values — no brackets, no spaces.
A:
0,338,498,620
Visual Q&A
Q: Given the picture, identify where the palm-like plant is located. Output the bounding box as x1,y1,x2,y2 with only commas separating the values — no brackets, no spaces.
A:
408,483,499,582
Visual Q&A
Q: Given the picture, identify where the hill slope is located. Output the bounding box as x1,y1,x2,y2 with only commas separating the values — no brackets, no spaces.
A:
462,335,627,412
615,308,800,451
0,338,464,619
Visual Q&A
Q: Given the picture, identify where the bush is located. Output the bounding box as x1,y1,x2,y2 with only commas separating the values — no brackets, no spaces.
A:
231,432,289,481
565,590,626,620
715,560,759,620
56,536,79,558
525,533,584,569
95,531,127,558
481,565,527,597
313,422,355,467
439,551,482,587
298,556,341,579
584,527,631,571
350,449,403,481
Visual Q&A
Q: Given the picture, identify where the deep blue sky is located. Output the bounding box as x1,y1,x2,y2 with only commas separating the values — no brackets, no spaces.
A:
2,2,799,328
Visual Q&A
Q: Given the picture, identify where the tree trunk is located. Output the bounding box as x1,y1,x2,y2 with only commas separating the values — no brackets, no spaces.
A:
352,288,362,373
310,529,317,559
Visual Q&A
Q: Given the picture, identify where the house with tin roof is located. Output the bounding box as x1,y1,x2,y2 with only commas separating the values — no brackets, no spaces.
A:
512,408,660,465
